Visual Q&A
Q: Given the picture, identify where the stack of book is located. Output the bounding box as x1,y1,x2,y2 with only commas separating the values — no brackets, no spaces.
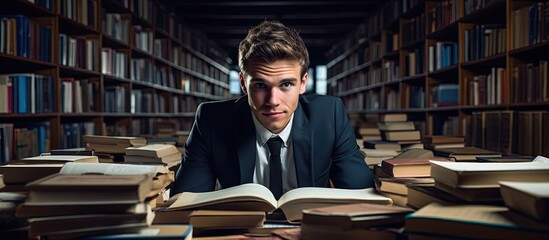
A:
429,161,549,203
423,135,465,150
16,173,155,239
378,114,423,151
373,157,449,207
83,135,147,162
124,144,182,170
300,203,413,239
395,151,522,209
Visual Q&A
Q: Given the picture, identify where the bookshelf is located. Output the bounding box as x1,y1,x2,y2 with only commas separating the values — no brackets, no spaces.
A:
0,0,231,162
327,0,549,157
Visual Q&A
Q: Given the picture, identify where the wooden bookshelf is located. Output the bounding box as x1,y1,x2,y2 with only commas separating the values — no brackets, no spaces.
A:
327,0,549,156
0,0,231,162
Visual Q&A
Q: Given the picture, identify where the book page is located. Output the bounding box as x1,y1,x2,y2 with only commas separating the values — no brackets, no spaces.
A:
59,162,160,176
277,187,391,208
170,183,277,210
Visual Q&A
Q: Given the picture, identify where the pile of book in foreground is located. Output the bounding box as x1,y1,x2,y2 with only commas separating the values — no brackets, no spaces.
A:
15,168,155,239
404,159,549,239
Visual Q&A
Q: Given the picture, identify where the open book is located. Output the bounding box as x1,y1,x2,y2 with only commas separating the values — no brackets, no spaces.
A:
164,183,392,223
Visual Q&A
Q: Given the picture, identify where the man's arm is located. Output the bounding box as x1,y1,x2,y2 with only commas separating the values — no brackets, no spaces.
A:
170,104,217,196
329,98,375,189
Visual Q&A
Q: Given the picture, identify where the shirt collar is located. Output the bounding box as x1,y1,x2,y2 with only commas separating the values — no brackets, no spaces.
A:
251,112,293,147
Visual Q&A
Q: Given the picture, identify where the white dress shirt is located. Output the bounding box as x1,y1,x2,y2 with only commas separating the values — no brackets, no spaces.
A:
251,113,298,195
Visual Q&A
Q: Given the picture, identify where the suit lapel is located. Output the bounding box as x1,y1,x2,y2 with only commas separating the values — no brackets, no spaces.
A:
234,97,257,184
292,102,314,187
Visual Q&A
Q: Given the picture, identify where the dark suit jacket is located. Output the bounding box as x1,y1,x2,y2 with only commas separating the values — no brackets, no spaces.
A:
171,94,374,195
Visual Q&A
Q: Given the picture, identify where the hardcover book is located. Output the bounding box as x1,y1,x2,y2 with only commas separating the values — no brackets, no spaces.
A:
301,203,413,229
379,113,407,122
59,162,173,191
377,121,416,131
0,163,63,185
499,181,549,221
125,144,180,158
434,181,503,203
430,161,549,188
25,173,153,204
189,210,266,229
433,147,502,161
406,184,467,209
363,140,402,151
381,158,450,178
377,177,434,195
381,130,421,141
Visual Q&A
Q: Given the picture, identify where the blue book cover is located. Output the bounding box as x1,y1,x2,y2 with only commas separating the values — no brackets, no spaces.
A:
40,25,52,62
38,123,47,154
35,76,43,112
16,75,27,113
0,15,29,57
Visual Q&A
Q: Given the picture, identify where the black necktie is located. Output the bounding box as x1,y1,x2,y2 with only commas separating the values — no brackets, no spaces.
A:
266,136,283,199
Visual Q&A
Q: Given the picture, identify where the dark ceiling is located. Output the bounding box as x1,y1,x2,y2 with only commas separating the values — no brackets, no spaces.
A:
160,0,382,67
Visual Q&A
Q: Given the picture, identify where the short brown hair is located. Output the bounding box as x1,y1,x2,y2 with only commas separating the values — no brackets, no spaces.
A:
238,20,310,77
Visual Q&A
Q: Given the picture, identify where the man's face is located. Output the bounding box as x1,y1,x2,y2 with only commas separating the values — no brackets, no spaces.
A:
240,59,308,133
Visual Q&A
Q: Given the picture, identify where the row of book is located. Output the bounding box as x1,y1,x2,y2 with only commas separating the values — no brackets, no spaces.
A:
468,110,549,157
0,15,52,61
0,74,55,114
0,122,50,163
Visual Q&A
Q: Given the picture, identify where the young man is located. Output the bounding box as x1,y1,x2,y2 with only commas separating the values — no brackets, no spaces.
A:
171,20,374,197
